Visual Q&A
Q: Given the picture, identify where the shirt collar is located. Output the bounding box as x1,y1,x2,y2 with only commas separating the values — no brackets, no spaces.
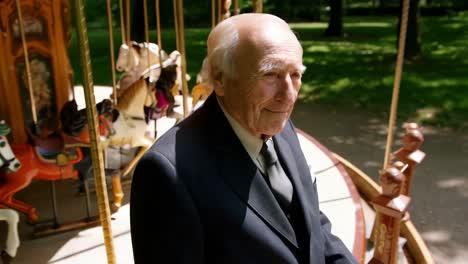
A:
217,97,263,161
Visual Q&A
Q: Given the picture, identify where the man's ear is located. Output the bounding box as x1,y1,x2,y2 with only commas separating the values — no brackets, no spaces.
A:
213,70,225,96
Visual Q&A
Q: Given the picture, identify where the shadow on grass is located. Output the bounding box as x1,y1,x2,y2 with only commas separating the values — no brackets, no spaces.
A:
69,13,467,129
292,13,468,130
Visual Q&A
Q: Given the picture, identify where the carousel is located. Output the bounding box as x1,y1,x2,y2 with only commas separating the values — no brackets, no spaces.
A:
0,0,434,263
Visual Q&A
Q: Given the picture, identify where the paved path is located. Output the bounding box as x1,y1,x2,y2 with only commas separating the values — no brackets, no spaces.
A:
292,101,468,264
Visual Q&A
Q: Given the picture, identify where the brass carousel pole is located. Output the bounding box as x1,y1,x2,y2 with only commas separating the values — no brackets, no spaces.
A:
217,0,222,23
125,0,131,43
211,0,216,28
234,0,240,15
173,0,189,117
253,0,262,13
143,0,151,68
73,0,116,263
155,0,163,66
15,0,38,133
106,0,118,104
383,0,410,170
119,0,126,44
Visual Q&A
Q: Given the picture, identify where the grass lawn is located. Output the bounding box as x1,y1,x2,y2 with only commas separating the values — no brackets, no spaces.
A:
69,12,468,129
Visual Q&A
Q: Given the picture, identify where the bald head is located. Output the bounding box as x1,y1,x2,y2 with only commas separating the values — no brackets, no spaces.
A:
201,13,302,89
207,13,291,51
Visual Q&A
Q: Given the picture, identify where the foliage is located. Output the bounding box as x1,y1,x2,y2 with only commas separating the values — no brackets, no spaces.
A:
80,0,322,29
293,12,468,129
69,13,468,129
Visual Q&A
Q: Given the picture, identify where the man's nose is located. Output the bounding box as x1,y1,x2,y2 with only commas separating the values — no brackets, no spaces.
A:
275,73,298,104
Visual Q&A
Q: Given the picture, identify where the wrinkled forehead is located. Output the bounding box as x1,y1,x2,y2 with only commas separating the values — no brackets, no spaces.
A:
236,26,303,67
241,27,301,53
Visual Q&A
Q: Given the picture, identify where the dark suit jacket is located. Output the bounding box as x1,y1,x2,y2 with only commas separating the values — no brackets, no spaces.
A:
130,94,357,264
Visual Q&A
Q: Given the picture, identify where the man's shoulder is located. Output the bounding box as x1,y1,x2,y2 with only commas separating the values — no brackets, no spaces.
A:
148,108,213,161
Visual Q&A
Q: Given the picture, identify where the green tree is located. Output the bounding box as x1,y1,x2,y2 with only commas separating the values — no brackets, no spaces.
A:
325,0,344,37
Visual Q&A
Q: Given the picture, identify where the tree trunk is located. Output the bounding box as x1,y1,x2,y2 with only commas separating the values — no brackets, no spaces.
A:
325,0,344,37
398,0,421,60
379,0,386,9
131,0,145,43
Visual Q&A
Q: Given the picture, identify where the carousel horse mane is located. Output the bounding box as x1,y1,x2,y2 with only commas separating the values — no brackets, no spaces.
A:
156,64,178,93
142,64,179,121
60,100,87,136
97,98,114,116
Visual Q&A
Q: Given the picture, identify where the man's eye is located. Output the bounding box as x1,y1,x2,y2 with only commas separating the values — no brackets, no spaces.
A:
264,72,278,78
291,72,302,79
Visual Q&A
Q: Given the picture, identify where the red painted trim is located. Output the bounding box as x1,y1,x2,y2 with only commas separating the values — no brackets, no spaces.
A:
296,129,366,262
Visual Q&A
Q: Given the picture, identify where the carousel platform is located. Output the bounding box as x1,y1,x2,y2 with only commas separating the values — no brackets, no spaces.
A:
5,86,366,263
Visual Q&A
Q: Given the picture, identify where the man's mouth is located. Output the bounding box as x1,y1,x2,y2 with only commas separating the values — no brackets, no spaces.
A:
264,108,289,114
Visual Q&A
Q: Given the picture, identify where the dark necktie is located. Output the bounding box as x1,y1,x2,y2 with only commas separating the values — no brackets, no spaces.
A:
260,140,294,208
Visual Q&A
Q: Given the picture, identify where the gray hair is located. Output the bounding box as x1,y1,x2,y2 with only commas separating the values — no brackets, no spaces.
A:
200,18,239,89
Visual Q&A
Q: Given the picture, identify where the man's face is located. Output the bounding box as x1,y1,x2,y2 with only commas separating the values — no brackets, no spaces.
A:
217,28,304,138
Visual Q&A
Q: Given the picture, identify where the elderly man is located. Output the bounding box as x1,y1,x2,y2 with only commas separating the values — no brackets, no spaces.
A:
130,13,357,264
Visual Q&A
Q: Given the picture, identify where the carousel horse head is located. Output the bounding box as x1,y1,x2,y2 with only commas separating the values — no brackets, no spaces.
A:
0,121,21,173
116,42,140,72
116,42,164,94
116,41,161,73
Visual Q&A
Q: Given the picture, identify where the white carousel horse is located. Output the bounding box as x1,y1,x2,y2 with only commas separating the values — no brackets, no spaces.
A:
115,42,163,92
105,55,182,150
116,41,189,102
104,56,183,210
0,121,21,264
0,208,20,264
98,77,156,211
109,45,186,211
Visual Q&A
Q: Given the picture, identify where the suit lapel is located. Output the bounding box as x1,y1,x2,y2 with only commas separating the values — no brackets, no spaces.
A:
217,153,298,248
203,94,298,248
